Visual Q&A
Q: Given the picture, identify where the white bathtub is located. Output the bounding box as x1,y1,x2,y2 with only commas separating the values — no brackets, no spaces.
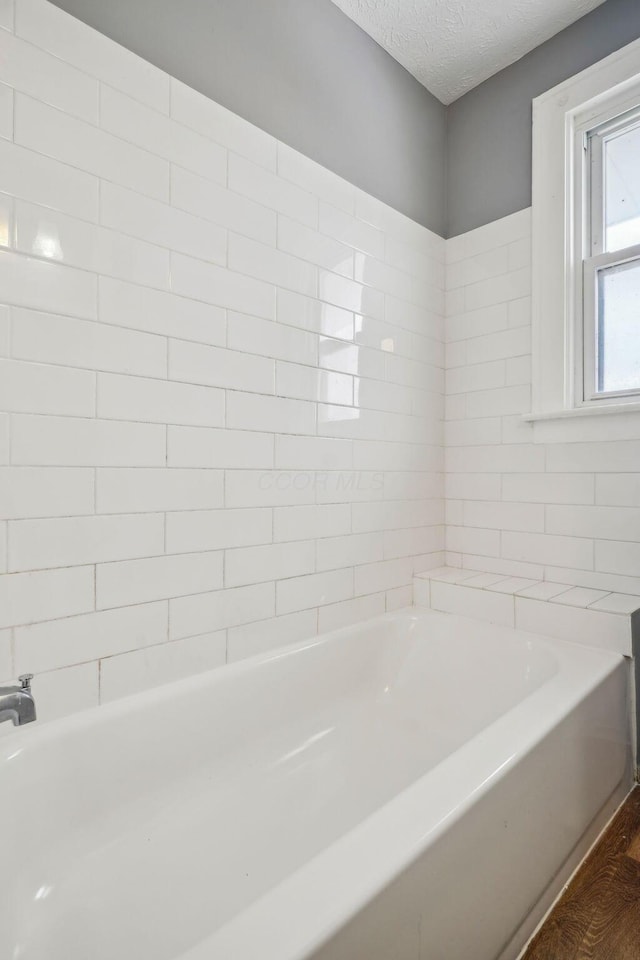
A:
0,607,632,960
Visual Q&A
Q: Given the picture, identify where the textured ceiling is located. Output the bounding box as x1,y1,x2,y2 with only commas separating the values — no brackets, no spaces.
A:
330,0,608,103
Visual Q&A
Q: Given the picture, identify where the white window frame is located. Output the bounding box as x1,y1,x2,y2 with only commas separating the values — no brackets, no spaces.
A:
530,37,640,423
582,103,640,404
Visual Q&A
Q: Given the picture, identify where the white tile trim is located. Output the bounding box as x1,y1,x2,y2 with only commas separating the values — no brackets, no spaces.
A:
414,567,638,655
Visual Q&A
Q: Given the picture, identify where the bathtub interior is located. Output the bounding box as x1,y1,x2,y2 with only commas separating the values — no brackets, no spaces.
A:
0,610,607,960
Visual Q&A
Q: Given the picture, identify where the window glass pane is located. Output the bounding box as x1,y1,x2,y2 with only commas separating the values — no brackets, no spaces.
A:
605,124,640,252
597,258,640,393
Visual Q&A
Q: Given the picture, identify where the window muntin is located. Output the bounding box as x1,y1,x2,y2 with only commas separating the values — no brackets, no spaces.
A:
583,108,640,402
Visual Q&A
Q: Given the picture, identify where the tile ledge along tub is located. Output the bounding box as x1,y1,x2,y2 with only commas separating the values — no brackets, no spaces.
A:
0,608,632,960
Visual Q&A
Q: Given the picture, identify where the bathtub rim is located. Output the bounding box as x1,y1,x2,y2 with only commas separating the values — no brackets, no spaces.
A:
0,604,623,763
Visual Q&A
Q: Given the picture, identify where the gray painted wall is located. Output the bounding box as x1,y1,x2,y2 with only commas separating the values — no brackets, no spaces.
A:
447,0,640,237
48,0,640,238
49,0,447,236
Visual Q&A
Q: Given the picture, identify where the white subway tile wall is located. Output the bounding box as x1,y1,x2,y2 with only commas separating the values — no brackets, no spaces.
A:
445,207,640,598
0,0,445,723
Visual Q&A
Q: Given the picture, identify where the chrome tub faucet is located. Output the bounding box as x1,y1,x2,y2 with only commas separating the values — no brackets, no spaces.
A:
0,674,36,726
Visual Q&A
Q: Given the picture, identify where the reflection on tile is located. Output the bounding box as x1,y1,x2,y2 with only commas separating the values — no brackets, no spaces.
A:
317,398,360,421
15,200,169,288
31,221,62,259
276,361,353,406
319,337,360,376
0,249,97,318
277,289,353,340
318,268,384,319
0,191,12,247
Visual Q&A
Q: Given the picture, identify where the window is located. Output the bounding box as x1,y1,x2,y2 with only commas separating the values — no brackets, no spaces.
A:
583,107,640,403
530,37,640,424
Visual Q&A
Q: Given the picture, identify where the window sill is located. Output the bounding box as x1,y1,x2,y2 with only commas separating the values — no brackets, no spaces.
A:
523,401,640,422
523,401,640,442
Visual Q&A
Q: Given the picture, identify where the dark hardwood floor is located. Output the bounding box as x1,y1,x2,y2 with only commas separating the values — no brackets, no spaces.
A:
523,787,640,960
